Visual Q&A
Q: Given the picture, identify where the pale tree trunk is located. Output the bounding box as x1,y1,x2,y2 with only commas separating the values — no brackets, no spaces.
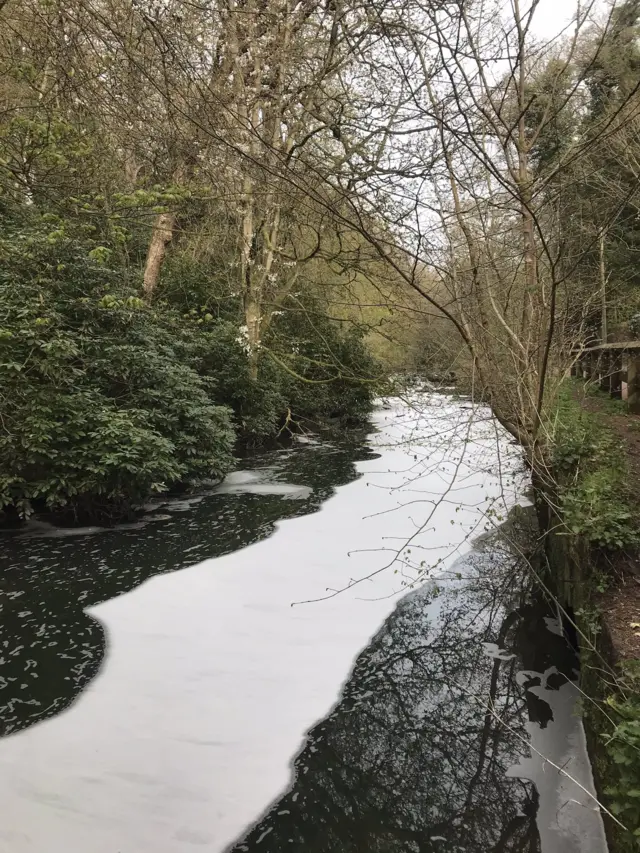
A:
143,212,176,298
224,3,264,380
227,0,308,381
221,0,344,381
244,290,261,381
239,170,260,380
242,207,281,381
599,232,608,343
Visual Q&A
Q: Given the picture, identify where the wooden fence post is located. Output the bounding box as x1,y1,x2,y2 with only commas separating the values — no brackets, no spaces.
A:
628,353,640,413
610,351,622,398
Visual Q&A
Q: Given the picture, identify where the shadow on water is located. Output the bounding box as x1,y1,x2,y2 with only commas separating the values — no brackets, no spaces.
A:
227,512,580,853
0,433,377,739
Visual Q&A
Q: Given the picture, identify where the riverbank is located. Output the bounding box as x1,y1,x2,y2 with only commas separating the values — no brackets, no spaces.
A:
570,386,640,665
542,380,640,852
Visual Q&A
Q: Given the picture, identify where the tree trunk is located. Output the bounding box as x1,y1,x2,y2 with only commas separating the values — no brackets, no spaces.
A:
599,232,608,343
245,287,261,381
239,173,260,379
143,212,175,298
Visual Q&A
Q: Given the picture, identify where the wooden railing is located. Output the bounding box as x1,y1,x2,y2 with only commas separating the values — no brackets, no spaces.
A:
570,342,640,413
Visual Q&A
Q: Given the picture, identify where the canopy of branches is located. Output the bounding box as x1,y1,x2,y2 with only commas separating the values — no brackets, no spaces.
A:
2,0,640,513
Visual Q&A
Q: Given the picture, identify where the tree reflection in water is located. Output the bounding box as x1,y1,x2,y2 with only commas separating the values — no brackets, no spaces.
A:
230,513,577,853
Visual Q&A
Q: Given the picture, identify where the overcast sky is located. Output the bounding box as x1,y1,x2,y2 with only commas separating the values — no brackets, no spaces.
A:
529,0,603,39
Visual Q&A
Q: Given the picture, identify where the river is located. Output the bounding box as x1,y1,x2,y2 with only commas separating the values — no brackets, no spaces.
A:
0,395,606,852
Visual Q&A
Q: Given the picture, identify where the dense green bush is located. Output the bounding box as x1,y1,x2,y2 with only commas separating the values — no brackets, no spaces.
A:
0,219,235,517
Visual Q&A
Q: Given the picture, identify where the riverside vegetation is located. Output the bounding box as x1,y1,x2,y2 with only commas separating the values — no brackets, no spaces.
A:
0,204,379,519
549,382,640,848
